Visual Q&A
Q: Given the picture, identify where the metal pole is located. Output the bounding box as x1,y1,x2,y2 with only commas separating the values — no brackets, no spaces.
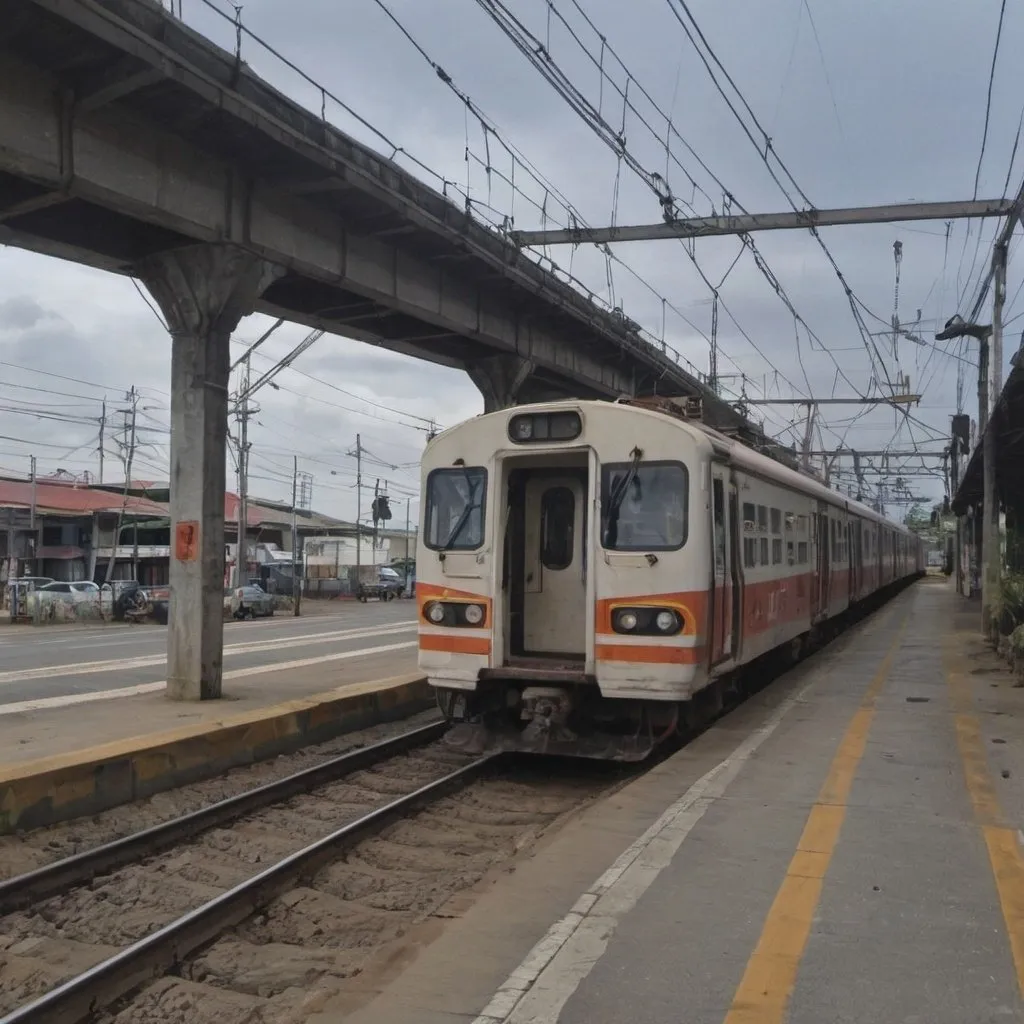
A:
292,455,301,616
98,398,106,484
236,354,250,588
404,497,411,596
29,455,36,575
982,242,1007,637
355,434,362,580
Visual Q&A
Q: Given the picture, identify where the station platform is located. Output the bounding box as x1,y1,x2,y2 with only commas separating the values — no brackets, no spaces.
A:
328,577,1024,1024
0,656,429,833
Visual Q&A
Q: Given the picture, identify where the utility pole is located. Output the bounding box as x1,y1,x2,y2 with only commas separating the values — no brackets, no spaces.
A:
105,387,137,584
404,497,411,597
29,455,36,575
800,402,817,471
98,398,106,485
235,353,251,588
983,241,1007,636
349,434,363,578
291,455,302,616
936,314,994,622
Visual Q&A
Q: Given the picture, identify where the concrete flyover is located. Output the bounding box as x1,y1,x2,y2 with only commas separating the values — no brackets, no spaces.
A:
0,0,784,700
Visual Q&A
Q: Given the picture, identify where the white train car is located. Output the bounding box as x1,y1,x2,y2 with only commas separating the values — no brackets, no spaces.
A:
416,397,923,759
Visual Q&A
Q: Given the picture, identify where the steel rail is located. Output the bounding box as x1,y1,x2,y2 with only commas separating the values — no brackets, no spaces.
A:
0,719,447,916
0,750,503,1024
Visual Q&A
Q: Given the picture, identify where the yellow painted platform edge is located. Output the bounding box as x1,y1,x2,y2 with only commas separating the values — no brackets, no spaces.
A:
0,673,433,831
0,672,427,784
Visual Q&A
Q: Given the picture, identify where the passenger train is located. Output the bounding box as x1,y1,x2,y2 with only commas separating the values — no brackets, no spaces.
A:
416,397,924,760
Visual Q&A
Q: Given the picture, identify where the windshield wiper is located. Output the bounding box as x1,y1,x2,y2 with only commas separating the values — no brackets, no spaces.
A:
440,470,481,552
604,448,643,547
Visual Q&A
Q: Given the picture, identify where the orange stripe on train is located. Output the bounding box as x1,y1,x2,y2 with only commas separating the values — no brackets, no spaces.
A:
596,643,704,665
418,634,492,656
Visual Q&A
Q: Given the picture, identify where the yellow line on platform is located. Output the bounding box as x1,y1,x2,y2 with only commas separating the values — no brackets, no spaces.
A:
722,616,907,1024
947,636,1024,999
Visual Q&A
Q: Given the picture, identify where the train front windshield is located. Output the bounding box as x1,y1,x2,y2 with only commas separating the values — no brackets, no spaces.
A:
424,467,487,551
600,461,688,551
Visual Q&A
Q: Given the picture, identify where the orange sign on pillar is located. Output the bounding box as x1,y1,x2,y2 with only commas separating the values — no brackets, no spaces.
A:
175,520,200,562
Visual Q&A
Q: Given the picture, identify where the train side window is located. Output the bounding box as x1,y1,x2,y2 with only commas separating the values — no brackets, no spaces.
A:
744,536,757,568
540,486,575,571
760,537,769,564
771,508,781,534
757,505,768,532
743,502,755,529
798,541,808,564
787,540,795,565
772,538,782,565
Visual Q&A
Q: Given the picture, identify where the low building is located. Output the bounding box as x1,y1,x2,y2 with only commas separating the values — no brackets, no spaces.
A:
0,476,168,588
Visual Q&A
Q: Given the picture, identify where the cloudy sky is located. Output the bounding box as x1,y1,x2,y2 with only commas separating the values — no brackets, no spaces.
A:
3,0,1023,522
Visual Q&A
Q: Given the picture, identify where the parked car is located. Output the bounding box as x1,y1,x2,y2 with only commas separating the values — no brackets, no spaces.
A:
230,583,275,619
24,580,101,619
377,566,405,598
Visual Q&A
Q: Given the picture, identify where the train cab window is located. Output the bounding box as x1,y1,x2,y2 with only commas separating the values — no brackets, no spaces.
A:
540,487,575,570
424,467,487,551
600,461,687,550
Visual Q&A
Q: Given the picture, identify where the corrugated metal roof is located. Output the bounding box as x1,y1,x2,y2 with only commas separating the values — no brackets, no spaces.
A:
0,478,168,516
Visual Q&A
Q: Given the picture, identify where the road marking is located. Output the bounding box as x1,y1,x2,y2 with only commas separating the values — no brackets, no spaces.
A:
472,665,842,1023
947,635,1024,998
0,622,417,684
0,640,418,715
718,618,906,1024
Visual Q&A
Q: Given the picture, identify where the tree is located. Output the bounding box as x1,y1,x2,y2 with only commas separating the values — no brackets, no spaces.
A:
904,503,932,532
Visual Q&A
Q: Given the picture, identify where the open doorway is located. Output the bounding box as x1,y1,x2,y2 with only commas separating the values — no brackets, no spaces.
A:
503,460,588,662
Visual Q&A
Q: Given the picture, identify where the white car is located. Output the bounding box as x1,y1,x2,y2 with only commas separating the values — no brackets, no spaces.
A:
35,580,100,604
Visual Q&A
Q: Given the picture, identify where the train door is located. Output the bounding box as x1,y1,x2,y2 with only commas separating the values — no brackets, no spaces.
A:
815,502,831,618
520,472,587,657
710,470,737,663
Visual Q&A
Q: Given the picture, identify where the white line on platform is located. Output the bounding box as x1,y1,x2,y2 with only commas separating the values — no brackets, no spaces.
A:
0,622,417,684
471,677,816,1024
0,640,418,716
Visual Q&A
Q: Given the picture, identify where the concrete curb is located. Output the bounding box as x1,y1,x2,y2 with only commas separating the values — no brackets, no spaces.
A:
0,673,432,834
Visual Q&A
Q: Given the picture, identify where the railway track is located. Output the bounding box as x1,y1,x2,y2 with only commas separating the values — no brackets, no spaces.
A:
0,724,610,1024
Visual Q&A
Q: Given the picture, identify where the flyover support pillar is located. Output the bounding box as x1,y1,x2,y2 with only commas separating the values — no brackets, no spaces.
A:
137,244,282,700
467,354,537,413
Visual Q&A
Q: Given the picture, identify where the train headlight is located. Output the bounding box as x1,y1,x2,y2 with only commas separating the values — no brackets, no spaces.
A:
655,610,678,633
615,610,639,631
425,601,445,624
463,603,484,625
612,606,683,636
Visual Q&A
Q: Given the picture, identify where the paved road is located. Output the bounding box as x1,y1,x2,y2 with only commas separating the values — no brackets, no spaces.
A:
0,603,418,709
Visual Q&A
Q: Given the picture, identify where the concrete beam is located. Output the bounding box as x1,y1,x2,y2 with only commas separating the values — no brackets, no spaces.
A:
0,51,635,401
136,243,283,701
467,355,539,413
